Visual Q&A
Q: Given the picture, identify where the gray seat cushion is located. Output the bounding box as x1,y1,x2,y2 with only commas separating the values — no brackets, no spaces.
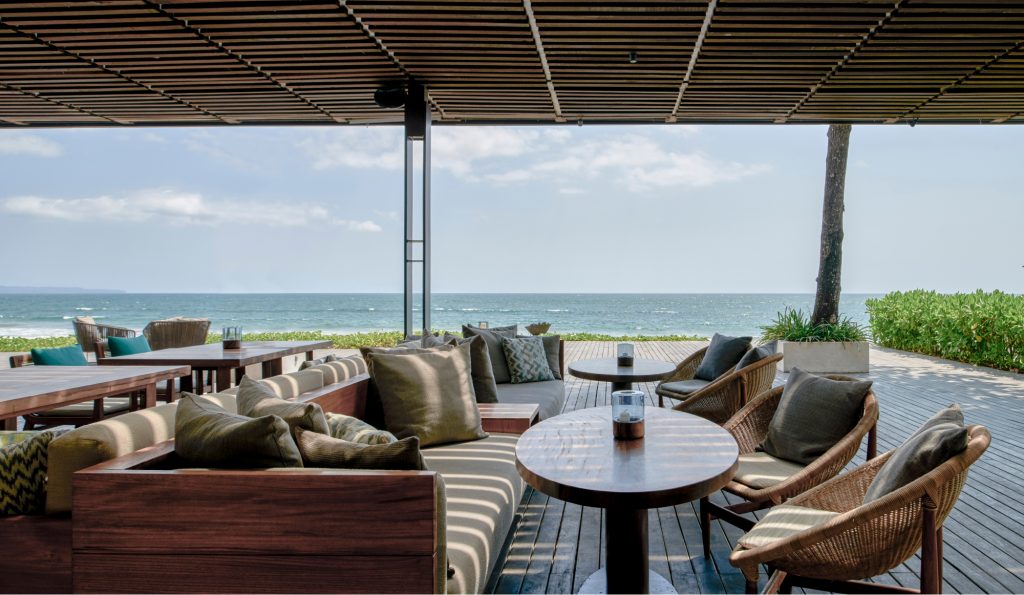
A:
422,434,524,595
495,379,565,420
658,379,711,396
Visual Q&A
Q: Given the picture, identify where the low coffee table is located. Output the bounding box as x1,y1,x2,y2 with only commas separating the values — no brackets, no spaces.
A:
515,407,738,594
569,357,675,392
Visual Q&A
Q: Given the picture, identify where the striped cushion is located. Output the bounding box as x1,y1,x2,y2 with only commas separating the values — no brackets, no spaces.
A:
738,504,838,549
0,429,66,516
733,452,806,490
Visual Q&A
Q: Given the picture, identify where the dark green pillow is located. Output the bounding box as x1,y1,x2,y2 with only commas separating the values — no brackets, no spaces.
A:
174,394,303,468
735,341,777,371
0,429,66,516
235,376,330,436
30,345,88,366
863,418,968,503
760,368,873,465
694,333,752,381
444,333,499,403
107,335,151,357
501,337,556,384
462,325,517,384
295,427,425,470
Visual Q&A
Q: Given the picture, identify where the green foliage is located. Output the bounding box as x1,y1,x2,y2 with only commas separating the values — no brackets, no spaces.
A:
760,308,867,343
866,290,1024,372
554,332,706,342
0,335,78,352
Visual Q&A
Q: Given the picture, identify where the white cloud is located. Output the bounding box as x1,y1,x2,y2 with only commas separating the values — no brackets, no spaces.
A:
1,188,341,228
333,219,382,232
374,209,400,221
300,127,403,171
184,131,261,171
0,133,62,157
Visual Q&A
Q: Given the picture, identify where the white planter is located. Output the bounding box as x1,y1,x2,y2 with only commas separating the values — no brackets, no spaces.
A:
780,341,869,374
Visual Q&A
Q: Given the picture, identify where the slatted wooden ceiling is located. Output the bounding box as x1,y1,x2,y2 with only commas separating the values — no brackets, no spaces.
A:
1,0,1022,126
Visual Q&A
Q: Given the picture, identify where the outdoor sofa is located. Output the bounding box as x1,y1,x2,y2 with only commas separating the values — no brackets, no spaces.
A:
0,352,554,593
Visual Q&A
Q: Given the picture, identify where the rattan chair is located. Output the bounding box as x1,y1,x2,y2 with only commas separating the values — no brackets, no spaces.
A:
72,316,136,355
8,353,136,429
657,350,783,424
730,424,989,594
700,379,879,558
143,317,211,350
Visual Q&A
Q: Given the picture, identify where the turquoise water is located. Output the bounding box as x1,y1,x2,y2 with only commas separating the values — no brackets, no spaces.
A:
0,293,879,338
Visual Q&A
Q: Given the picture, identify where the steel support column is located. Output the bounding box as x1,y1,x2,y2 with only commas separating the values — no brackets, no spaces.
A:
404,82,430,337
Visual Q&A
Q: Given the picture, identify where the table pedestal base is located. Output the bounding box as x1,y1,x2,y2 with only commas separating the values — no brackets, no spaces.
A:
579,570,677,595
610,381,633,393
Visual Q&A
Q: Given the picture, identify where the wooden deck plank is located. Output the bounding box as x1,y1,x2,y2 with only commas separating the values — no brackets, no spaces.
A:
490,341,1022,594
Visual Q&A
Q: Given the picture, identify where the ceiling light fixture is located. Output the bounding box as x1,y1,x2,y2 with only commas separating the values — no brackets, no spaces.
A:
628,51,638,64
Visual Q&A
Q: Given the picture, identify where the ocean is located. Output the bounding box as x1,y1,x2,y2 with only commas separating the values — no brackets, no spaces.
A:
0,293,880,339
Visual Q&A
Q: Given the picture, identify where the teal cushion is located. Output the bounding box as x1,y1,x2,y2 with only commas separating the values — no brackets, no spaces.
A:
30,345,88,366
107,335,151,357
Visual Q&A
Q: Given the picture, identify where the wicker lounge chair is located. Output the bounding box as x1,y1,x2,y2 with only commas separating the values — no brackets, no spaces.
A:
657,348,783,424
699,379,879,558
72,316,136,355
8,353,136,429
730,424,989,594
143,317,211,350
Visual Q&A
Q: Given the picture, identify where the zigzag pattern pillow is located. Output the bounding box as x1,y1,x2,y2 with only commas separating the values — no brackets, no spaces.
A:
501,337,556,384
326,412,397,445
0,429,65,516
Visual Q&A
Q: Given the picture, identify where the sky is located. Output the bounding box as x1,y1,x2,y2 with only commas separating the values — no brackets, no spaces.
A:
0,124,1020,294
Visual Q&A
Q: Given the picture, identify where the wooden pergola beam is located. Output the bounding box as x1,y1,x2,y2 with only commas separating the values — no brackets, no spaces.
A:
668,0,716,123
522,0,564,122
0,79,122,125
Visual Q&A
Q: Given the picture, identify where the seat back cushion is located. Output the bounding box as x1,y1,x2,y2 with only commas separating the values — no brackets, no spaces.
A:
46,393,238,514
694,333,752,381
235,376,330,435
735,341,778,371
258,368,324,399
30,345,88,366
307,355,367,385
760,368,872,465
443,334,499,404
107,335,152,357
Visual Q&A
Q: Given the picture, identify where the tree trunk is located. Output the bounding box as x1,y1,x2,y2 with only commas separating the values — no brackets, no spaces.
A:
811,124,852,326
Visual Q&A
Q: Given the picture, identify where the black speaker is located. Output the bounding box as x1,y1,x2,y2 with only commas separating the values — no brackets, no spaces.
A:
374,84,407,109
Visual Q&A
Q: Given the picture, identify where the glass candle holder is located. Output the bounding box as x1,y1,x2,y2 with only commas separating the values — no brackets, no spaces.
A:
222,326,242,350
611,390,645,440
478,321,489,329
617,342,635,367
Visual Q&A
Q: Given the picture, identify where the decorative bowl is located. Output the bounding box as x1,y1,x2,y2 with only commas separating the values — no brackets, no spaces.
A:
526,322,551,336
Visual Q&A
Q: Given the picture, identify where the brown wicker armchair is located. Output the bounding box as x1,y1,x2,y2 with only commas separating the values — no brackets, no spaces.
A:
72,316,136,355
730,424,989,594
143,317,211,350
699,379,879,558
657,350,783,425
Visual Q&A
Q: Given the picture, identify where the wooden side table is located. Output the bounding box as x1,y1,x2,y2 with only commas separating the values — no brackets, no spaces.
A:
569,357,675,392
478,403,540,434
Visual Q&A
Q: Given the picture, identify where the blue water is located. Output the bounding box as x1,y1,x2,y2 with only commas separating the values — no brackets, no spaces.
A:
0,293,880,338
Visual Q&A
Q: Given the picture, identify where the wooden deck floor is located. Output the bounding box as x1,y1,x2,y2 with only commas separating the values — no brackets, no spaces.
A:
487,341,1024,594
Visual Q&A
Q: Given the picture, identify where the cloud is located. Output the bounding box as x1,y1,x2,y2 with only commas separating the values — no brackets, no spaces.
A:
300,127,403,171
0,188,355,228
183,131,262,171
558,187,585,195
0,133,62,157
333,219,382,232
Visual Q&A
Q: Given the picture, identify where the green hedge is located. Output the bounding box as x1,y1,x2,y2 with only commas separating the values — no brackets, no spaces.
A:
866,290,1024,372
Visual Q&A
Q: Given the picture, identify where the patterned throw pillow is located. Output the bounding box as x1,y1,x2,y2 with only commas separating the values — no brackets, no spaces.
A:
501,337,556,384
326,412,397,445
0,429,66,516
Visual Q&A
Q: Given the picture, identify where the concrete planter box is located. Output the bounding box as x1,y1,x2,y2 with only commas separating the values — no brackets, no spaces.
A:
780,341,869,374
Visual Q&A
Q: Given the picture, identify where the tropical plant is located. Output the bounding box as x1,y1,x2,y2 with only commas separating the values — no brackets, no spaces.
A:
760,308,867,343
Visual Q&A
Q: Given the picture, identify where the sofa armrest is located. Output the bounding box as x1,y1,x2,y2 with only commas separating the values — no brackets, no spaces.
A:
297,373,370,418
478,402,539,434
72,440,440,593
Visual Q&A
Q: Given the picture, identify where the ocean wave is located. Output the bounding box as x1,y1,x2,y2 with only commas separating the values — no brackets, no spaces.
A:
461,308,480,312
75,307,94,311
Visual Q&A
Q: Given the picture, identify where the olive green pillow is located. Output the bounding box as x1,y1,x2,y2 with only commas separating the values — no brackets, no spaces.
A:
365,341,488,447
760,368,872,465
175,394,303,468
443,333,499,403
235,375,330,436
295,427,425,470
462,325,517,384
326,412,397,445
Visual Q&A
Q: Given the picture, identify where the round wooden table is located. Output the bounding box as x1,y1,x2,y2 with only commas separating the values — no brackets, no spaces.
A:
515,407,738,594
569,357,676,392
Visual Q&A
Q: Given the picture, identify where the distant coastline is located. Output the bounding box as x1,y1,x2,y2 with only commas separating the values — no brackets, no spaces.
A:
0,286,125,295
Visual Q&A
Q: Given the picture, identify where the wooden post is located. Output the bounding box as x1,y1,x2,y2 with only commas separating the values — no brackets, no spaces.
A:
811,124,852,326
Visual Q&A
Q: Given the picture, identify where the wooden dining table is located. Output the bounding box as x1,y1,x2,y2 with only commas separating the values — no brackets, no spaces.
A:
0,365,191,431
97,340,332,393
